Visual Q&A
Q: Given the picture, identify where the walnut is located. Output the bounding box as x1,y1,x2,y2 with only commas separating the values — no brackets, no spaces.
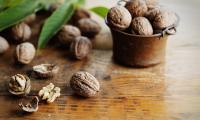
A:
0,36,9,54
107,6,132,30
24,14,36,24
58,25,81,46
15,42,36,64
19,96,39,113
77,18,101,38
38,83,61,103
70,71,100,97
70,36,92,60
33,64,59,78
145,6,160,21
131,17,153,35
152,9,178,29
144,0,158,7
8,74,31,96
125,0,148,17
11,22,31,43
71,8,90,23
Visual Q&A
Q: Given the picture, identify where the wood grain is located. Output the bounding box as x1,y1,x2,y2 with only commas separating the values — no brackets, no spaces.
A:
0,0,200,120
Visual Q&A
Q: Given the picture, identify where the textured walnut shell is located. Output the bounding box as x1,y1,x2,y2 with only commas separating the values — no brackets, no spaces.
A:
0,36,9,54
145,6,160,22
152,9,178,29
70,36,92,60
71,8,90,23
11,22,31,43
77,18,101,38
70,71,100,97
8,74,31,96
33,64,59,78
144,0,158,7
131,17,153,35
58,25,81,46
107,6,132,30
19,96,39,112
125,0,148,17
15,42,36,64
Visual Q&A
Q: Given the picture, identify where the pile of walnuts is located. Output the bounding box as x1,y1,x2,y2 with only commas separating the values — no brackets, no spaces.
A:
107,0,178,35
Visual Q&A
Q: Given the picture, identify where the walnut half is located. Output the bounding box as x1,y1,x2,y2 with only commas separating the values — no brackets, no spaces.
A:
38,83,61,103
33,64,59,78
19,96,39,113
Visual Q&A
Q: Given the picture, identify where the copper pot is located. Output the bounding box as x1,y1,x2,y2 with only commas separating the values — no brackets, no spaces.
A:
106,17,179,67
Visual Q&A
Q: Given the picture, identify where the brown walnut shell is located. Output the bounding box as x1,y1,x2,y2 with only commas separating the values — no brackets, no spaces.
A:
11,22,31,43
0,36,9,54
33,64,59,78
70,71,100,97
8,74,31,96
70,36,92,60
107,6,132,30
125,0,148,17
15,42,36,64
58,25,81,46
19,96,39,112
77,18,101,38
71,8,91,23
131,17,153,35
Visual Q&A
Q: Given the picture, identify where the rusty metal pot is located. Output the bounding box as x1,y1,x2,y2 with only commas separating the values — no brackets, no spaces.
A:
106,17,179,67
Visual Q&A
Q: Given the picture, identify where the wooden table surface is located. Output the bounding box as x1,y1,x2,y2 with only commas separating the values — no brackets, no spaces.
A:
0,0,200,120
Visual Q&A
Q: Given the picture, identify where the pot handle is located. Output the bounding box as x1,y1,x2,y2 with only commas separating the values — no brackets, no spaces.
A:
163,26,177,35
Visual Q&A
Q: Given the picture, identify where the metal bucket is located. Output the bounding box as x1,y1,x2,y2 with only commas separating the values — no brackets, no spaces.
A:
106,17,179,67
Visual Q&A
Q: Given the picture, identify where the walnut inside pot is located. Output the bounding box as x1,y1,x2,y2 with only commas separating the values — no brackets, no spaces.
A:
11,22,31,43
70,36,92,60
38,83,61,103
70,71,100,97
107,6,132,30
125,0,148,17
0,36,9,54
8,74,31,96
19,96,39,113
77,18,101,38
131,17,153,35
15,42,36,64
152,9,178,30
57,25,81,46
33,64,59,78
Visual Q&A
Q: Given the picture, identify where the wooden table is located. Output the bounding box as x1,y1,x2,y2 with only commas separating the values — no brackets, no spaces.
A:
0,0,200,119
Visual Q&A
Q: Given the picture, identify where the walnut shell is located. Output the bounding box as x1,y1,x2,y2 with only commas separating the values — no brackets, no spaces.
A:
77,18,101,38
8,74,31,96
151,9,178,29
58,25,81,46
144,0,158,7
125,0,148,17
70,71,100,97
131,17,153,35
70,36,92,60
71,8,90,23
19,96,39,112
0,36,9,54
107,6,132,30
33,64,59,78
24,14,36,24
15,42,36,64
11,22,31,43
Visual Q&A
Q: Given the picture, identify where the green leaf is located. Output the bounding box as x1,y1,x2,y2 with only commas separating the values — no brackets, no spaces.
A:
38,1,75,49
90,6,109,18
0,0,43,31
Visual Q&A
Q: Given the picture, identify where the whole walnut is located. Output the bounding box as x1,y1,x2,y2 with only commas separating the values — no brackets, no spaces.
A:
24,14,36,24
72,8,90,22
131,17,153,35
145,6,160,21
70,71,100,97
151,9,178,29
77,18,101,38
144,0,158,7
70,36,92,60
58,25,81,46
0,36,9,54
11,22,31,43
8,74,31,96
15,42,36,64
107,6,132,30
125,0,148,17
